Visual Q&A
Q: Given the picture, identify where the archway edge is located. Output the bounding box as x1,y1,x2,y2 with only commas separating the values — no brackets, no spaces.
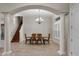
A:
9,5,66,15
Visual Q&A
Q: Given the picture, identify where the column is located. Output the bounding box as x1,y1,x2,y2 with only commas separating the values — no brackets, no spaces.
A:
58,14,66,56
2,12,12,55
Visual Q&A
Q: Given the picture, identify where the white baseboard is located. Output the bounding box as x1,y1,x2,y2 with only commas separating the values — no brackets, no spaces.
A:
2,51,7,56
7,50,12,55
2,50,12,55
58,50,65,56
53,38,60,45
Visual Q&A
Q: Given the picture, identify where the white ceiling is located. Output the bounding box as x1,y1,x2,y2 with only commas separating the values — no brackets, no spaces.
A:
0,3,69,12
15,9,56,17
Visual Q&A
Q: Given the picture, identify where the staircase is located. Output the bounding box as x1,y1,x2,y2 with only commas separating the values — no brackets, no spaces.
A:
11,16,23,42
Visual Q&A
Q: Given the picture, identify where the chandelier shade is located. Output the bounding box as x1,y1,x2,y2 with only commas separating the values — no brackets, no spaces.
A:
35,9,44,24
35,17,44,24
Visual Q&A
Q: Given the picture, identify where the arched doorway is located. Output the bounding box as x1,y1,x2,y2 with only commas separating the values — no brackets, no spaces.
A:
3,5,67,56
10,5,62,15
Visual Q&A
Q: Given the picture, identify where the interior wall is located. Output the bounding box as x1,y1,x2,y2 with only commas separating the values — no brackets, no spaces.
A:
0,24,1,40
0,22,2,47
0,15,1,41
19,24,25,43
69,3,79,56
23,16,53,38
0,13,4,48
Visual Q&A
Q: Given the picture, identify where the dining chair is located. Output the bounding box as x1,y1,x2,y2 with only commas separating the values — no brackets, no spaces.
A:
43,34,50,44
25,34,31,44
31,33,36,44
36,33,43,44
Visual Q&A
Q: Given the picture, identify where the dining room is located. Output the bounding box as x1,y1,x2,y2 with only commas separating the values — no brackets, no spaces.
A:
10,9,60,56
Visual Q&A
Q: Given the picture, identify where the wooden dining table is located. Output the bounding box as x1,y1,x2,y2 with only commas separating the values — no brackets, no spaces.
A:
26,36,48,44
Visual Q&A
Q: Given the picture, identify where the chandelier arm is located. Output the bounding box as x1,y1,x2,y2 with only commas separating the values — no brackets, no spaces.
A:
39,9,40,24
39,9,40,21
35,9,44,24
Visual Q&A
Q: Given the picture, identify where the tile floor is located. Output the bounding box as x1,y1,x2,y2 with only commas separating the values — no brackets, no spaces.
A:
0,40,59,56
0,48,3,56
9,40,59,56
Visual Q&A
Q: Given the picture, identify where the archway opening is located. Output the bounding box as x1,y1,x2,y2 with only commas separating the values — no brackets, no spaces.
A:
3,4,67,56
10,8,61,56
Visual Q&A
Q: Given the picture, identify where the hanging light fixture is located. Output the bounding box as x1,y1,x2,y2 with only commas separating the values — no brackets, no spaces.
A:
35,9,44,24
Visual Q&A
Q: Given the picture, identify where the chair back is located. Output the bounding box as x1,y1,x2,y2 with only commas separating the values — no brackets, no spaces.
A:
31,33,36,40
37,33,42,40
48,34,50,40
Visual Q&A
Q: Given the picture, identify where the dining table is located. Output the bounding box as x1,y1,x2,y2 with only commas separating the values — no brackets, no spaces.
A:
26,36,48,44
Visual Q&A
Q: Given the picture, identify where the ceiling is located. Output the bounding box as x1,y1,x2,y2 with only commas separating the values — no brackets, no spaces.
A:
0,3,69,12
15,9,56,17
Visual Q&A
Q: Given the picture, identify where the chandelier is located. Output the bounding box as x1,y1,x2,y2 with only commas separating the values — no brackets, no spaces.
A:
35,9,44,24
